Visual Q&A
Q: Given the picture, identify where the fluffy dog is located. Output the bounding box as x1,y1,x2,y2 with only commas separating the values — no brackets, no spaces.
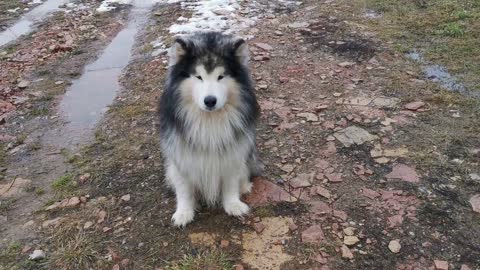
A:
159,32,263,227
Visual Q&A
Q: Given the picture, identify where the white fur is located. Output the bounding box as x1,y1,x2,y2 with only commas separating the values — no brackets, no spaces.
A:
192,66,228,111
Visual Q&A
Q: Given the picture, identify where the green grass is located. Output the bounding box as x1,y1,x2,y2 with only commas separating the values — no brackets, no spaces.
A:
0,241,21,270
165,251,233,270
436,22,465,37
0,143,6,168
0,198,16,213
356,0,480,92
48,222,104,269
51,174,77,194
30,107,50,117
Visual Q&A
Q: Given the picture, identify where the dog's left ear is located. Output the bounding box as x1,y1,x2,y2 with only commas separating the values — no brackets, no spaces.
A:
233,39,249,65
168,37,189,66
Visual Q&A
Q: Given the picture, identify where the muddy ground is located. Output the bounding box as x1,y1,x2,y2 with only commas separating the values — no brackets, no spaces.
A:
0,0,479,270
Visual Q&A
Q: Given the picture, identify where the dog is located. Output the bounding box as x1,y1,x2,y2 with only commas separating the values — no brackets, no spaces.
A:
158,32,263,227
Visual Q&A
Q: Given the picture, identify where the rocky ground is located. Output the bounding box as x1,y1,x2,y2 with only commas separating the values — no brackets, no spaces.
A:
0,0,479,270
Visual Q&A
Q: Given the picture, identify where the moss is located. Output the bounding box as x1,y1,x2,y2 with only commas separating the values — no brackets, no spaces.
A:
254,206,275,217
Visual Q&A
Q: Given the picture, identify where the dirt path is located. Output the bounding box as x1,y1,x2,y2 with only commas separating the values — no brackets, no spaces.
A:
1,0,479,270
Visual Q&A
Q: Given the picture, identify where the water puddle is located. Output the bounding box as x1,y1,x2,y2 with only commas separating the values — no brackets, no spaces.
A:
49,0,156,148
406,51,478,97
0,0,67,47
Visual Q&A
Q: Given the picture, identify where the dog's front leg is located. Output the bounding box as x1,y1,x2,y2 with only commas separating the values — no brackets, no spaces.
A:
222,164,250,217
167,163,196,227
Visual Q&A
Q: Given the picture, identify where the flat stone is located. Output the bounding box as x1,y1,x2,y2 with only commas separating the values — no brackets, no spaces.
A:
301,225,325,244
309,201,332,216
289,173,314,188
374,157,390,164
371,97,401,108
387,214,404,228
326,173,343,183
333,210,347,221
469,173,480,181
338,62,355,67
362,188,380,200
404,101,425,111
383,147,409,157
334,126,378,147
17,80,30,89
343,236,360,246
297,112,318,122
460,265,471,270
469,194,480,213
121,194,131,202
255,42,273,51
280,164,294,173
253,223,266,233
97,210,107,223
343,227,355,236
386,164,420,183
311,186,331,199
244,177,297,207
42,217,63,228
84,221,94,229
341,245,353,259
65,196,81,207
388,240,401,253
288,22,309,29
344,96,373,106
29,250,46,260
434,260,449,270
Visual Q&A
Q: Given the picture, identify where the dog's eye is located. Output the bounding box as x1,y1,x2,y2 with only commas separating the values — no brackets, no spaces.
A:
218,75,224,81
195,75,203,80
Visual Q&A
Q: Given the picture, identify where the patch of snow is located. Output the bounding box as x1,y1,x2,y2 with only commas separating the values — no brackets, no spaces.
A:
29,0,44,5
96,0,166,12
96,0,131,12
168,0,256,35
151,37,167,57
7,8,21,13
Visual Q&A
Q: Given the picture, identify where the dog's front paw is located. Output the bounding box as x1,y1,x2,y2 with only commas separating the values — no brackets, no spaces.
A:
172,208,195,227
224,200,250,216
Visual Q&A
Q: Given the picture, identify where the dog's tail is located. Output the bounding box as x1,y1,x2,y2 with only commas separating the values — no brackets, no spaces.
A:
248,146,265,180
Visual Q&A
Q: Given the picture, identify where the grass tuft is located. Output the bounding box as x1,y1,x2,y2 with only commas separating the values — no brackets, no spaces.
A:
165,251,233,270
51,174,77,194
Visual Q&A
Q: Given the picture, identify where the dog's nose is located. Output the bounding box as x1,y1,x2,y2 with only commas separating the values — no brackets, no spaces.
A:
204,96,217,108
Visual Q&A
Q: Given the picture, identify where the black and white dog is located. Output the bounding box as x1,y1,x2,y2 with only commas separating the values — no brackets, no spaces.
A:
159,32,263,227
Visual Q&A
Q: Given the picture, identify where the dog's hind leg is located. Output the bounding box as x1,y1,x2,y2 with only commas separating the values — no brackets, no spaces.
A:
167,162,196,227
247,146,265,179
222,163,250,216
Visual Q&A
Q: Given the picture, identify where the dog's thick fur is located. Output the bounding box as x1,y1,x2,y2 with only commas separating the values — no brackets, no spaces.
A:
159,32,263,227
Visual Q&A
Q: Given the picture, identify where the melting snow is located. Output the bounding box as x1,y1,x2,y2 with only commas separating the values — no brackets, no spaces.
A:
168,0,255,34
97,0,132,12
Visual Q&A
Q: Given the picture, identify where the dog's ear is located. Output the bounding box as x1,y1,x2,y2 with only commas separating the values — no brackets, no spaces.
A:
233,39,249,65
168,37,189,66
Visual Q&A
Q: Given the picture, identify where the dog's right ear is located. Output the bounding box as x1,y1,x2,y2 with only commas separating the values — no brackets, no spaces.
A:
168,37,189,66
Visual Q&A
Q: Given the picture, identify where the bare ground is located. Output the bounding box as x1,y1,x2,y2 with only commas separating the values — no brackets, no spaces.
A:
1,0,479,270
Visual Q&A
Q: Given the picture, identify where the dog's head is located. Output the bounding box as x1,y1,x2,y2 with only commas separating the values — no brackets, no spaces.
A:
167,32,250,112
